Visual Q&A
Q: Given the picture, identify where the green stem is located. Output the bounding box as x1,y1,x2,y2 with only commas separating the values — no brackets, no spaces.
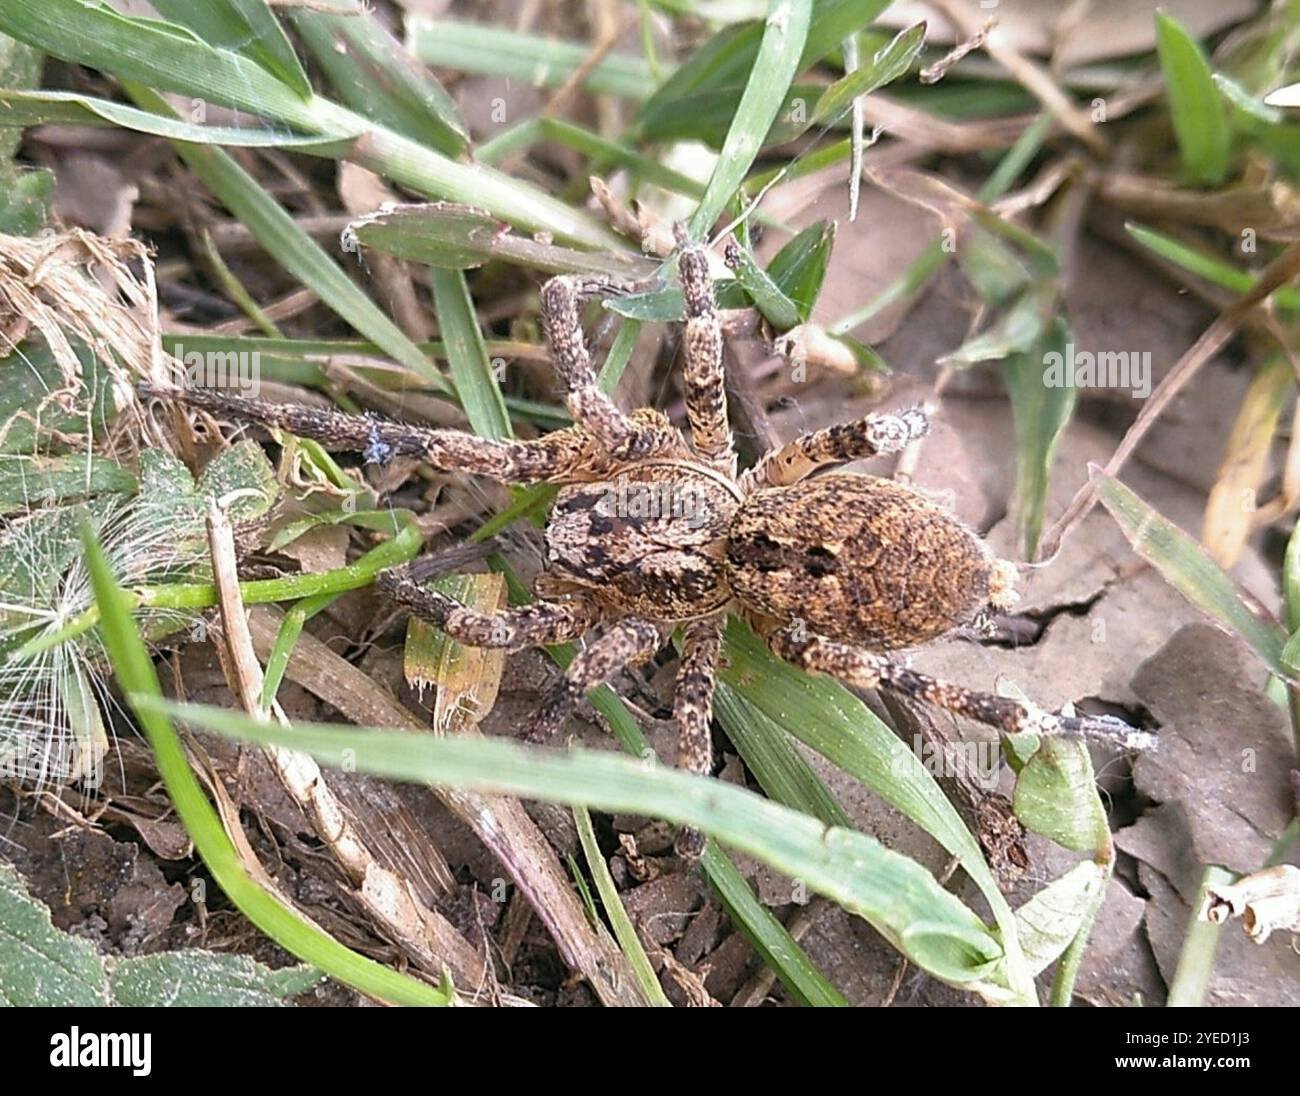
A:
573,806,670,1007
15,512,422,661
260,516,423,708
80,522,449,1007
1048,840,1114,1007
1167,865,1237,1006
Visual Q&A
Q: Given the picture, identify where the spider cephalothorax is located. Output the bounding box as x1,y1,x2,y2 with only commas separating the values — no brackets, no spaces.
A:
142,230,1141,858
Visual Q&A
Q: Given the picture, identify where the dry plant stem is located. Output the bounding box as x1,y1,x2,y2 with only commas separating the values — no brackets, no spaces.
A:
243,604,645,1007
729,896,830,1006
920,17,996,84
857,94,1028,155
634,926,719,1007
204,504,492,998
1038,237,1300,560
925,0,1105,154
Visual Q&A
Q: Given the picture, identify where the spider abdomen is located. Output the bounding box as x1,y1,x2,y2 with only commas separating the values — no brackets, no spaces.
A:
725,473,995,649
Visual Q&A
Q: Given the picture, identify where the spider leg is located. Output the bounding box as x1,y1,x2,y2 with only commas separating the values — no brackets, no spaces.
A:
671,612,724,860
527,616,663,744
769,627,1154,749
739,407,930,492
675,233,735,474
540,275,662,460
377,566,603,648
140,383,587,484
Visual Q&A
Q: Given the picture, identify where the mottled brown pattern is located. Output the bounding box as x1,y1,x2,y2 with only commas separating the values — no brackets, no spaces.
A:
727,473,994,649
528,617,663,745
546,462,739,620
740,407,928,490
146,229,1146,863
378,569,601,649
678,239,734,473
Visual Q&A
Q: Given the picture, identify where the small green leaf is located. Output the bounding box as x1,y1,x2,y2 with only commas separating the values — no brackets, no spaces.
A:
1014,861,1108,975
1006,318,1078,558
1156,11,1232,186
197,439,280,523
808,21,924,129
726,236,802,329
939,286,1051,367
1012,737,1109,853
0,862,110,1005
766,220,836,322
1093,466,1288,676
108,952,323,1006
0,452,136,513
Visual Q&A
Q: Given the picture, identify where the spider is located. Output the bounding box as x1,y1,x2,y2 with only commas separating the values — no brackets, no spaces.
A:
142,230,1144,858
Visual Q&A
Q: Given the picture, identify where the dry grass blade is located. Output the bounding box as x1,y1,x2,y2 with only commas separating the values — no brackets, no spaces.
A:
242,605,646,1006
1038,236,1300,561
205,502,495,1000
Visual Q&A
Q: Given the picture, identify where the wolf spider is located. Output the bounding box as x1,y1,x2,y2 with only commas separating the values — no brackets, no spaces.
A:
143,231,1144,858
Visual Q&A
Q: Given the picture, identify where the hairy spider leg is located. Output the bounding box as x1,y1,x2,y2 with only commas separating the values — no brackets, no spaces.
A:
739,407,930,492
675,234,736,475
527,617,665,746
139,382,592,484
376,565,603,647
539,275,664,461
671,612,724,859
770,627,1156,749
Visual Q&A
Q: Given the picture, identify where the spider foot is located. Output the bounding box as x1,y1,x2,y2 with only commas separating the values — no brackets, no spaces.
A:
674,826,707,862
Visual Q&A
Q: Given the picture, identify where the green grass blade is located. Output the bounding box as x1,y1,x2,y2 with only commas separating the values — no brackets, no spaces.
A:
261,511,423,709
1126,221,1300,310
573,806,670,1006
1156,11,1232,186
699,844,847,1006
714,684,852,828
0,89,352,148
688,0,812,239
538,117,706,198
1006,318,1079,558
0,0,317,128
350,203,653,279
406,17,662,101
725,236,803,329
431,268,512,440
633,0,890,139
124,84,448,393
765,220,835,323
148,0,310,98
574,667,848,1008
79,522,450,1007
808,21,924,128
293,4,468,158
1092,466,1288,675
144,696,1008,989
718,615,1035,1002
